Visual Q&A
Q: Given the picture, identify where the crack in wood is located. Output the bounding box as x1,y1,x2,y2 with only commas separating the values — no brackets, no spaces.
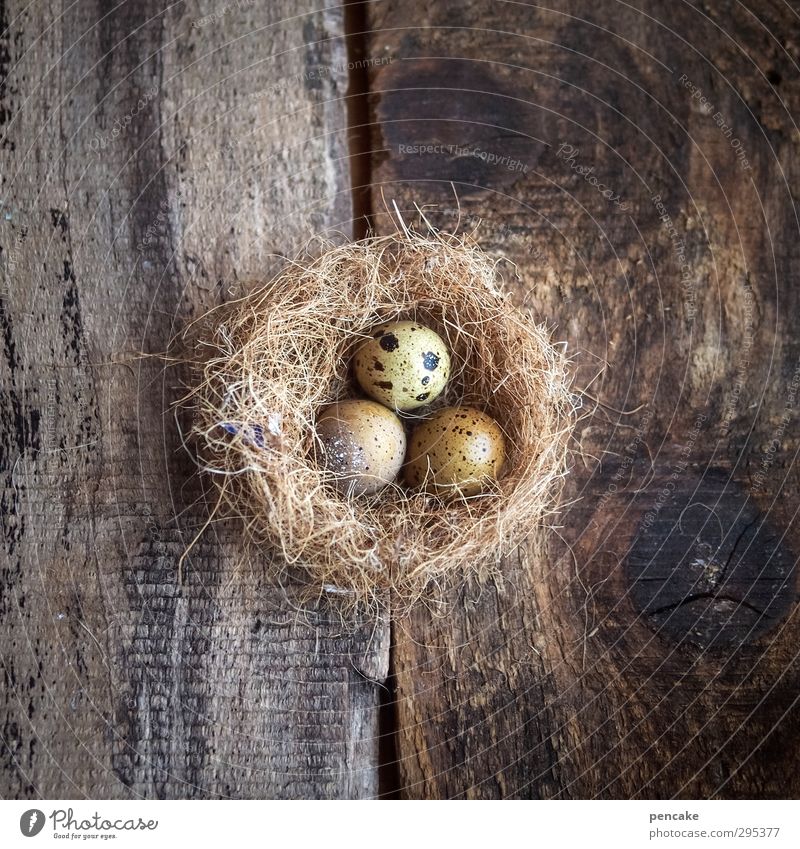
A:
645,592,773,620
342,1,399,798
343,0,373,238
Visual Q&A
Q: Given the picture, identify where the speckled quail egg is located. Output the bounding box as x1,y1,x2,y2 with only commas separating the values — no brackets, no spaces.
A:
404,406,506,496
315,400,406,496
353,320,451,411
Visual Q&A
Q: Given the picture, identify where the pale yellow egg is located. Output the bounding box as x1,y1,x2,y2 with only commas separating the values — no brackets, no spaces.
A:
315,400,406,496
353,320,451,411
404,406,506,497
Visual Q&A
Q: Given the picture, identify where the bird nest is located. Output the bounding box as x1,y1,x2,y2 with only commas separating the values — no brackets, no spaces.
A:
180,229,577,616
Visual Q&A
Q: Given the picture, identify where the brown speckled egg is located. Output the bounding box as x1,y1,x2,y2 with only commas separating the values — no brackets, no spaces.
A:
315,400,406,496
353,320,451,411
404,406,506,497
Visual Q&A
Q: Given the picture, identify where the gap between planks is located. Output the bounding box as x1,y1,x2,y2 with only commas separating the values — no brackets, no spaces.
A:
343,0,400,798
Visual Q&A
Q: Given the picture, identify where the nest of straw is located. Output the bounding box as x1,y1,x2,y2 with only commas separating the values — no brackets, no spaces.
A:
182,229,576,614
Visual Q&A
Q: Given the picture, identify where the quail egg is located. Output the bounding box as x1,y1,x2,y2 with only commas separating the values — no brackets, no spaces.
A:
353,320,451,411
315,400,406,496
404,406,506,496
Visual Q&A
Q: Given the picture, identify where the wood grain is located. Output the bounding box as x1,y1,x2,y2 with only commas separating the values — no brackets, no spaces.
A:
0,0,388,799
366,0,800,798
4,0,800,801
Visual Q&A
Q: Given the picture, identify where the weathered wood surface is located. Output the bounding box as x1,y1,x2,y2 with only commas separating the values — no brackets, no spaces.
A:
0,0,389,799
367,0,800,797
3,0,800,801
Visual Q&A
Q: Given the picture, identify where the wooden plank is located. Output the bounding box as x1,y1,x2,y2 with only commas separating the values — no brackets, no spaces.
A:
0,0,388,799
367,0,800,797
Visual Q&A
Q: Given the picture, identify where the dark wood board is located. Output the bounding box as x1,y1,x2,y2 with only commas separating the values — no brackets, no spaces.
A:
0,0,389,799
366,0,800,798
